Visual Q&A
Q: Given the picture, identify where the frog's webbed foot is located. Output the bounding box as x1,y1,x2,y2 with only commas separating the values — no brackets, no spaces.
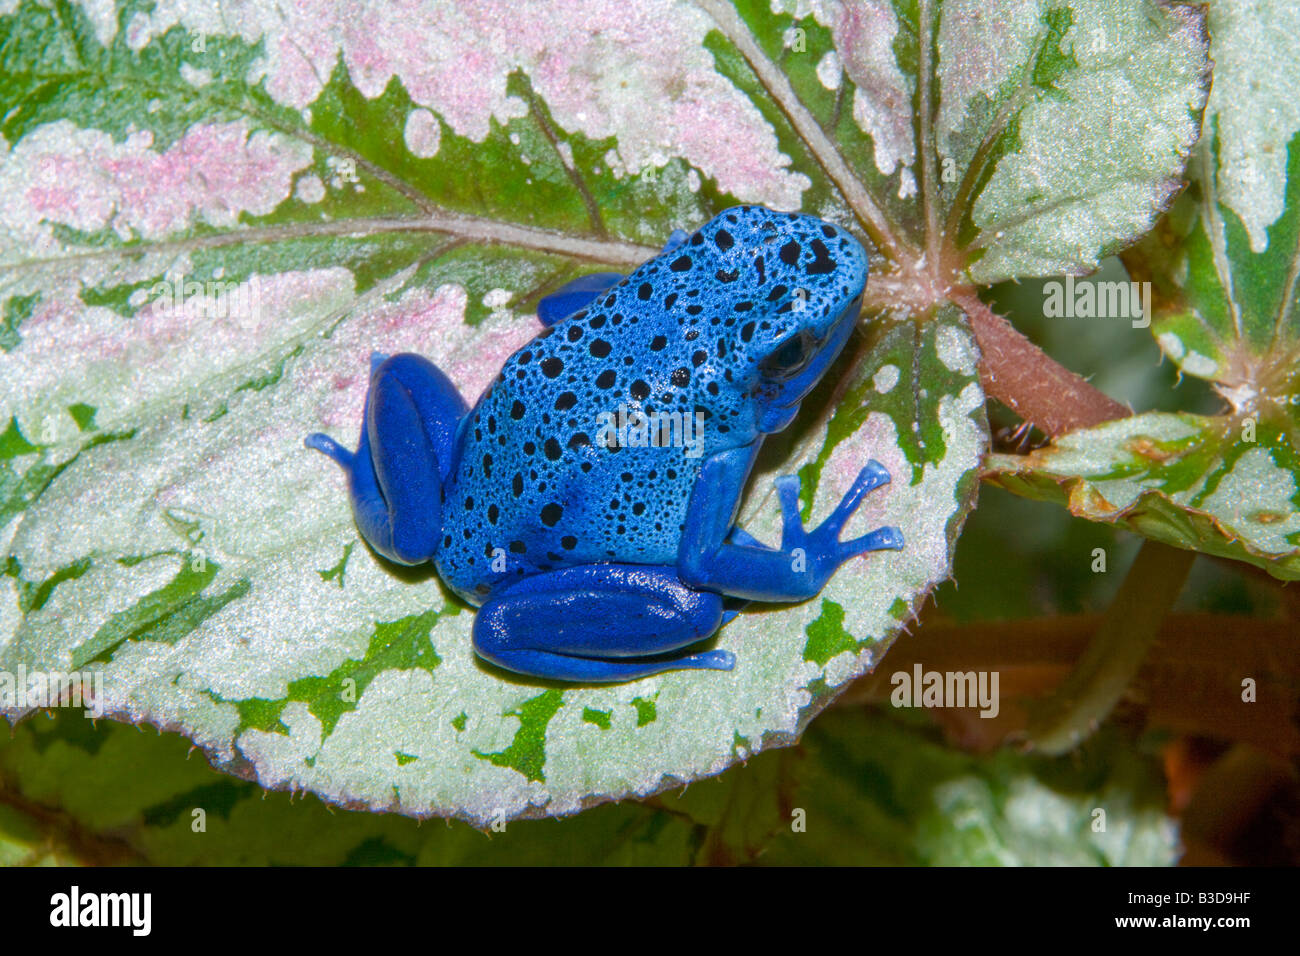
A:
680,456,903,603
473,565,734,683
305,353,467,565
773,460,903,571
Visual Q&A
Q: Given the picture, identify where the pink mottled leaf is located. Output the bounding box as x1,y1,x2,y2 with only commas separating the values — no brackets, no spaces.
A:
1,0,998,824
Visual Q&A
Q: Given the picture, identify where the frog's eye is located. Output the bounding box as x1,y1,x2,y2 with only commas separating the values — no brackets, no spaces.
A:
760,330,817,379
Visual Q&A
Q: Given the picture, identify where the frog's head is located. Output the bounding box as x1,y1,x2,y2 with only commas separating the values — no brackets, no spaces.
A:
689,206,868,434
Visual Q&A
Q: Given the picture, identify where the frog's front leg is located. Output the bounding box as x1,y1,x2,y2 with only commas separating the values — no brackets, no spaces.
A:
537,272,625,327
678,445,904,603
305,353,467,565
473,565,735,682
534,230,690,326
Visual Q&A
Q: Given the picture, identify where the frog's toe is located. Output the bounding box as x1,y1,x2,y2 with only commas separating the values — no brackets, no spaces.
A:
841,525,905,560
305,432,352,467
369,351,390,376
856,460,893,493
830,461,892,525
773,473,804,535
682,648,735,671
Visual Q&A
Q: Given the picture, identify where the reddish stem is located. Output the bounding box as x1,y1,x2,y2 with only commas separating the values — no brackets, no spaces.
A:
952,289,1130,437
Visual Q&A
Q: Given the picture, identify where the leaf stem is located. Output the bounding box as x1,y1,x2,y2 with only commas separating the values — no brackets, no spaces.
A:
3,214,660,275
0,777,144,865
1023,539,1196,756
941,43,1042,243
952,289,1130,436
916,0,941,269
520,75,610,240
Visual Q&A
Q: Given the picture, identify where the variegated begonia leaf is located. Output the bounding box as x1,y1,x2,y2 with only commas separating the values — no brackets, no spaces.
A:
0,0,1204,824
987,0,1300,580
0,707,1177,865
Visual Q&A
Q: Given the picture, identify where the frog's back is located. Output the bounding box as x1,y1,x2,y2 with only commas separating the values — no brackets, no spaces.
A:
435,206,864,603
437,298,728,601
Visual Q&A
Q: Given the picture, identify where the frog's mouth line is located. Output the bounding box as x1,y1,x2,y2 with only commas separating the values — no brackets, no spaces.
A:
776,299,861,401
758,296,862,432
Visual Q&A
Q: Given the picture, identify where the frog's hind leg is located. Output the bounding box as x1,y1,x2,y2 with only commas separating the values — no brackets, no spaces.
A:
473,565,735,682
306,353,467,565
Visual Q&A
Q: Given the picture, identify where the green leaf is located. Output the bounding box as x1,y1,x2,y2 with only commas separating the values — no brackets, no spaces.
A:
0,703,1177,865
988,0,1300,577
760,708,1179,866
943,0,1209,283
986,412,1300,579
709,0,1208,286
0,0,1209,824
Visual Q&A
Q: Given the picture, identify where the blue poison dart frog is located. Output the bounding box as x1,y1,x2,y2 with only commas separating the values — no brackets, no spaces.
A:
306,206,904,683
